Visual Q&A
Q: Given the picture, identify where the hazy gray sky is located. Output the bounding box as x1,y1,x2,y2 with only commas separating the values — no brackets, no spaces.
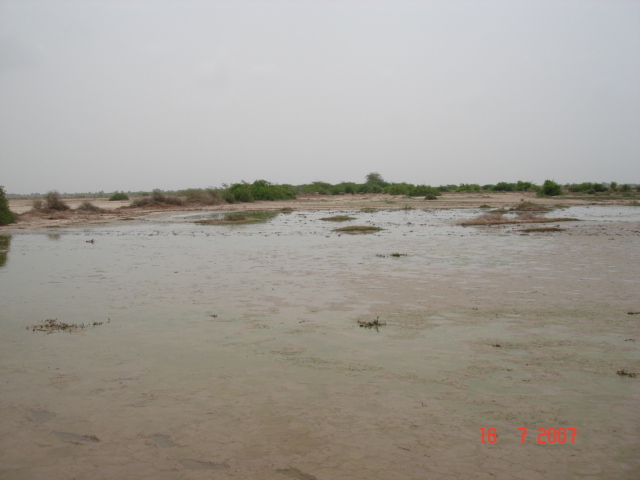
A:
1,0,638,194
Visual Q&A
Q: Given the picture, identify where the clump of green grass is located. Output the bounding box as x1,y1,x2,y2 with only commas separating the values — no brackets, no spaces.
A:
424,193,438,200
376,252,408,258
360,208,377,213
280,207,294,213
333,225,383,234
320,215,356,222
616,369,637,378
479,204,492,209
76,201,104,213
196,210,279,225
108,192,129,201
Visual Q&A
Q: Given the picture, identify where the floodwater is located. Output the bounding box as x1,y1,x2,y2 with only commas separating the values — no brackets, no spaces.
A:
1,207,639,480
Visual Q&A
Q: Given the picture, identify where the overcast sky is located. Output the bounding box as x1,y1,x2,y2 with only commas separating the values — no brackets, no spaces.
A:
1,0,638,194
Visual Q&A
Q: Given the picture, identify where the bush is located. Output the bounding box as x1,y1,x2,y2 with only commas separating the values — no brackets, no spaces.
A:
228,183,255,202
492,182,515,192
76,201,104,213
109,192,129,201
228,180,296,202
515,181,535,191
180,188,226,205
567,182,606,194
537,180,563,197
131,189,183,207
297,181,333,195
44,191,70,210
456,184,481,193
0,186,17,225
412,185,441,197
385,183,413,195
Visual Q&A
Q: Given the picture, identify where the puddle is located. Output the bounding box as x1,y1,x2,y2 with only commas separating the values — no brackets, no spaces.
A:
0,206,638,479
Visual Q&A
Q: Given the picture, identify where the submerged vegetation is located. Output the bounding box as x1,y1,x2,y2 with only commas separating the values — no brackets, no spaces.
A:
196,210,280,225
333,225,383,234
27,318,110,333
320,215,356,222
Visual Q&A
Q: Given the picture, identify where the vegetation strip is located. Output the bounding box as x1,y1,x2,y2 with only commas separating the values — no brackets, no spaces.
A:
333,225,383,234
196,211,279,225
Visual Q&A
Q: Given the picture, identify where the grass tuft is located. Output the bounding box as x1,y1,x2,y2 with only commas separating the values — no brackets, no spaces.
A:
196,210,279,225
333,225,383,234
320,215,356,222
513,201,550,212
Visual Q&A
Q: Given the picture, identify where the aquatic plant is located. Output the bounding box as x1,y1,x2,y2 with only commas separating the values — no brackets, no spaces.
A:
196,210,279,225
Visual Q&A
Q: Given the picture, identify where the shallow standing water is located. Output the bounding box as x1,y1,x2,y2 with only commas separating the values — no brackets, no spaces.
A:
1,207,639,479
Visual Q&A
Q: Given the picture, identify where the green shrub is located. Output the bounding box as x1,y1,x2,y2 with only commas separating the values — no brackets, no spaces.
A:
492,182,515,192
412,185,441,197
385,183,413,195
537,180,563,197
228,183,255,202
108,192,129,201
44,191,70,210
297,181,333,195
456,184,481,193
0,186,16,225
567,182,606,194
515,181,535,191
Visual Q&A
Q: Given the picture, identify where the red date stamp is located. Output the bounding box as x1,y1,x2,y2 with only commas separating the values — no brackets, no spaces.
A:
480,428,577,443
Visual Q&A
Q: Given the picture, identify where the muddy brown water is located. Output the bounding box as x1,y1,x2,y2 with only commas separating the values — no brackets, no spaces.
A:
0,207,639,479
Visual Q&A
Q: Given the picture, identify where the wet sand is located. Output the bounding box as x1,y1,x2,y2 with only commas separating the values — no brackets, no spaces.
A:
0,207,639,479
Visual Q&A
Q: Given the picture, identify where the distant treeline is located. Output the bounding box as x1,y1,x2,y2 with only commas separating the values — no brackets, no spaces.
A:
5,175,639,201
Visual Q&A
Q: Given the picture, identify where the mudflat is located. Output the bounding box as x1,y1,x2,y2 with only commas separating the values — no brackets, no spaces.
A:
0,204,638,479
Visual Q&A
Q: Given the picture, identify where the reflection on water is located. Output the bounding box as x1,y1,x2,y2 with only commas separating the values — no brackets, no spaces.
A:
46,233,61,241
0,234,10,268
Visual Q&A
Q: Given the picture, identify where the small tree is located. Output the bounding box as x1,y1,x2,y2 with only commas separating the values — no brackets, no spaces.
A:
537,180,563,196
0,186,17,225
366,172,384,184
